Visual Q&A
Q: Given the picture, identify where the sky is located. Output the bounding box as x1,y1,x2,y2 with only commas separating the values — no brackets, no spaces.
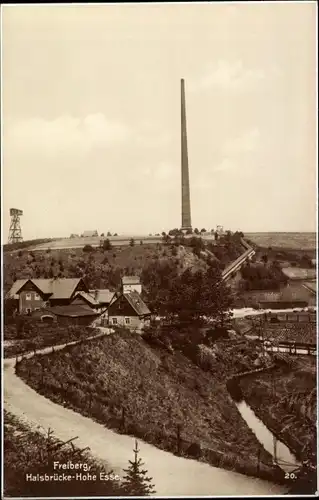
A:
2,2,317,240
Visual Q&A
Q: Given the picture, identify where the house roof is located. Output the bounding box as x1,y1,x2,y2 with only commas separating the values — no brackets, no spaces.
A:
7,278,84,300
89,289,114,304
83,230,98,237
7,279,29,298
303,281,316,294
122,276,141,285
73,291,100,306
124,290,151,316
44,304,99,317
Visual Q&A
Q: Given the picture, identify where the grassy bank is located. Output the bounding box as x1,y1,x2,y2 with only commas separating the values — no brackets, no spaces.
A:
3,324,99,358
239,357,316,462
4,411,127,497
16,330,280,481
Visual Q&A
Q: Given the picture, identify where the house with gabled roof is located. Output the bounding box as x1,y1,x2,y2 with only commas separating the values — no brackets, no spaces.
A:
34,304,100,326
7,278,88,315
108,290,151,332
82,230,98,238
71,289,117,325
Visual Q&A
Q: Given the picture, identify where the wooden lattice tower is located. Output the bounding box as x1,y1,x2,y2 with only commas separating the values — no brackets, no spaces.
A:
8,208,23,243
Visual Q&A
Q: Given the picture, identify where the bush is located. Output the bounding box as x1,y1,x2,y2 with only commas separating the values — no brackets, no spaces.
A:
186,442,202,458
83,244,94,253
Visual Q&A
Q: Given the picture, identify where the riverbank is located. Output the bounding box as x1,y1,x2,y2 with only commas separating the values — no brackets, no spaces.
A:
13,329,287,488
238,357,316,463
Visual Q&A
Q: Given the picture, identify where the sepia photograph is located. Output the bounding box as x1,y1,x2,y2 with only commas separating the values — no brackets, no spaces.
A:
1,2,317,497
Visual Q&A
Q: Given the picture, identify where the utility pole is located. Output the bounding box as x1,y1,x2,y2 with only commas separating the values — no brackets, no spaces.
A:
271,369,278,464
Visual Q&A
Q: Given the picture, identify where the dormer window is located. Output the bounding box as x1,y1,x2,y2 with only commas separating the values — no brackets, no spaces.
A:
34,293,41,300
26,293,31,300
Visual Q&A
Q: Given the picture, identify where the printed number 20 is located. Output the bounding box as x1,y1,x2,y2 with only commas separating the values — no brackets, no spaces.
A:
285,472,296,479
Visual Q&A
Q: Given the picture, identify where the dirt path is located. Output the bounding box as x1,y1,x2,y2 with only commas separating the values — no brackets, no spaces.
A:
4,339,286,496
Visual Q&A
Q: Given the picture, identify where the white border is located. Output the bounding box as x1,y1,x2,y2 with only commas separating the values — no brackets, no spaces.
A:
1,2,318,498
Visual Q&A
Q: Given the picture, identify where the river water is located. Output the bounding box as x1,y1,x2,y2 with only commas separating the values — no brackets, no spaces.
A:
236,400,300,473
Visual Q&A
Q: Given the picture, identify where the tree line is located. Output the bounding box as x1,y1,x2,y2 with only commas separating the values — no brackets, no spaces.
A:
141,260,233,327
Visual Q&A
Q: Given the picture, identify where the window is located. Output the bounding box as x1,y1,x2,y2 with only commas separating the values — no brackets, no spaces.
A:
26,293,31,300
112,318,118,325
34,293,41,301
125,317,130,325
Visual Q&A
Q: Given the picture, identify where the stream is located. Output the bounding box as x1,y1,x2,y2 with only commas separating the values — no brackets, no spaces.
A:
236,400,300,473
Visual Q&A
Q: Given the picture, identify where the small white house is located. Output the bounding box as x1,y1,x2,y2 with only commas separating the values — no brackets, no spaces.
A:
121,276,142,295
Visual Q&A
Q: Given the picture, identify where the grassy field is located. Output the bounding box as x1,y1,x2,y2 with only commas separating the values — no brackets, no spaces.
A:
16,330,277,478
246,233,316,250
239,357,316,462
4,411,125,497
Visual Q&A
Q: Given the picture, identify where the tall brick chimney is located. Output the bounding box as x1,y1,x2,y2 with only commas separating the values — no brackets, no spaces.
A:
181,78,192,232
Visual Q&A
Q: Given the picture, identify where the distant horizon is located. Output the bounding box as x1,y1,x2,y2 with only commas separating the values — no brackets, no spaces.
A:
3,228,317,244
2,3,317,240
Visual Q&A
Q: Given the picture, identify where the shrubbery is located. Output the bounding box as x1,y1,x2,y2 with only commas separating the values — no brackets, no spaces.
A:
16,330,271,476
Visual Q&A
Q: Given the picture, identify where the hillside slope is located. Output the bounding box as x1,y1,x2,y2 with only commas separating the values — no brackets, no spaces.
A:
16,330,277,478
3,243,207,293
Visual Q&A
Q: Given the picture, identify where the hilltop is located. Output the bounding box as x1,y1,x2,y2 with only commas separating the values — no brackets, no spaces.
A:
3,242,206,293
3,233,246,294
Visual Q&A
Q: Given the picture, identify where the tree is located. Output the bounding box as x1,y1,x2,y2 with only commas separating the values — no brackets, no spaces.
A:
83,244,94,253
168,228,182,237
188,236,205,252
140,240,143,245
103,239,112,251
162,234,171,245
100,233,105,237
122,440,155,496
261,254,268,264
107,231,112,237
186,228,193,235
4,298,18,321
114,233,118,236
130,238,135,247
214,231,219,241
194,228,199,235
200,228,206,233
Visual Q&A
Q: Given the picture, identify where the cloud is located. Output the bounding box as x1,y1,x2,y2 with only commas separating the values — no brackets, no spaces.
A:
207,129,261,179
213,158,235,173
224,128,261,154
190,60,264,92
5,113,131,157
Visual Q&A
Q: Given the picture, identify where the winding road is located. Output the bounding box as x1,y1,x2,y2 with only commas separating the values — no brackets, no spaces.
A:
3,323,288,496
